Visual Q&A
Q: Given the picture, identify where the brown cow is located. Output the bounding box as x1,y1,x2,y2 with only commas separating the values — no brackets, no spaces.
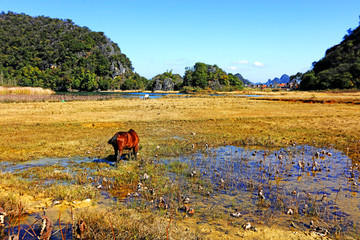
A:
108,129,139,162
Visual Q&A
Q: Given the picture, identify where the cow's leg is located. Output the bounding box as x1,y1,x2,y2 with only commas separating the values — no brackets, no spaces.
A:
133,144,139,160
117,148,123,162
113,145,118,159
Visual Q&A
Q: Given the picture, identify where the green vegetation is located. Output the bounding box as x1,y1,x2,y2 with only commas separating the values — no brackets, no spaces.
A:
0,12,245,92
299,22,360,90
0,11,146,91
183,62,243,91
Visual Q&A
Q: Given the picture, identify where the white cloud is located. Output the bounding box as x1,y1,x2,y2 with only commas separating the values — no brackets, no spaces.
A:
237,60,249,65
253,61,265,67
227,66,238,71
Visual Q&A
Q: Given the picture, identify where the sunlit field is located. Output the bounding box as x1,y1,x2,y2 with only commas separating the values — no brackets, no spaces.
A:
0,91,359,239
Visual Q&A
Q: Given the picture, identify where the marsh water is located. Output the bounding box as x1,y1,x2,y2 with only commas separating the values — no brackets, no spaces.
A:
1,145,359,239
164,145,359,236
56,91,183,99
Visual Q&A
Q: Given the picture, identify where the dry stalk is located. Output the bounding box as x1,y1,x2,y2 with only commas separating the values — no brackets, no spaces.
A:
108,214,115,240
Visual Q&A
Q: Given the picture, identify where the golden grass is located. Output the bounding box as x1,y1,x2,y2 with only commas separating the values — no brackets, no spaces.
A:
0,86,54,95
0,93,359,162
242,89,360,103
0,91,359,239
76,207,197,239
0,171,99,213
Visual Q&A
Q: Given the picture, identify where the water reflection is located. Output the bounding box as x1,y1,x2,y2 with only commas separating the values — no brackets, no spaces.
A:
56,91,183,99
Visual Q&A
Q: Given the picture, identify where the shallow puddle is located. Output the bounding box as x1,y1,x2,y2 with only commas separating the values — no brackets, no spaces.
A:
161,145,360,237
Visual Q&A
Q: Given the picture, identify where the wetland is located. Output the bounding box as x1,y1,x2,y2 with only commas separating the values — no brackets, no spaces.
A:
0,90,359,239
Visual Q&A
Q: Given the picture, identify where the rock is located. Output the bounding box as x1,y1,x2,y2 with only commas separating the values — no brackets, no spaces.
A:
142,173,150,181
163,78,175,91
152,78,175,91
137,182,143,191
258,189,265,200
242,222,251,230
230,212,242,218
287,208,294,215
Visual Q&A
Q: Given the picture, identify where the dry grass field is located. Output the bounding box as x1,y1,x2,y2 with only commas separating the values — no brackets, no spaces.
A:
0,90,359,239
0,91,359,162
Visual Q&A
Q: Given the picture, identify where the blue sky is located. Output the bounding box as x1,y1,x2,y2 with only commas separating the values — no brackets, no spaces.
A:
2,0,360,82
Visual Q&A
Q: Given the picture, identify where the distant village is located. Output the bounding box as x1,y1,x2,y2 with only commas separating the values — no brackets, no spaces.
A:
244,74,299,90
247,81,299,90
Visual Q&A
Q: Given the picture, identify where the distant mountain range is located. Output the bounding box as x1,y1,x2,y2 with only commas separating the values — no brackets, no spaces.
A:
265,74,290,85
235,73,290,86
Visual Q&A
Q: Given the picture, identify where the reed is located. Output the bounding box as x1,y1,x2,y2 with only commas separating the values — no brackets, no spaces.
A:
0,86,54,95
74,207,197,239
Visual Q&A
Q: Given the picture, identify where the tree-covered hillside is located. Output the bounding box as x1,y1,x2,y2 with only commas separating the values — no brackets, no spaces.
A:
234,73,252,86
183,62,243,91
300,23,360,90
0,12,148,91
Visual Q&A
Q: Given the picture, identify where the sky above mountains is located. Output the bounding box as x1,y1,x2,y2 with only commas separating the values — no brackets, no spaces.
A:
2,0,360,82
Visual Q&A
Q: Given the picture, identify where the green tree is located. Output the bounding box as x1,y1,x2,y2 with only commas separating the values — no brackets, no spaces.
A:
192,62,208,88
300,71,317,90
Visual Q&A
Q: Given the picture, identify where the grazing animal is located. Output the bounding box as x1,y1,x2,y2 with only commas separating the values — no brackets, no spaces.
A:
143,94,150,100
108,129,140,161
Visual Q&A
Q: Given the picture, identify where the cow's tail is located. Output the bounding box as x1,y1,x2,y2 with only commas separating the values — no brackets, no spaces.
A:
108,133,118,145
